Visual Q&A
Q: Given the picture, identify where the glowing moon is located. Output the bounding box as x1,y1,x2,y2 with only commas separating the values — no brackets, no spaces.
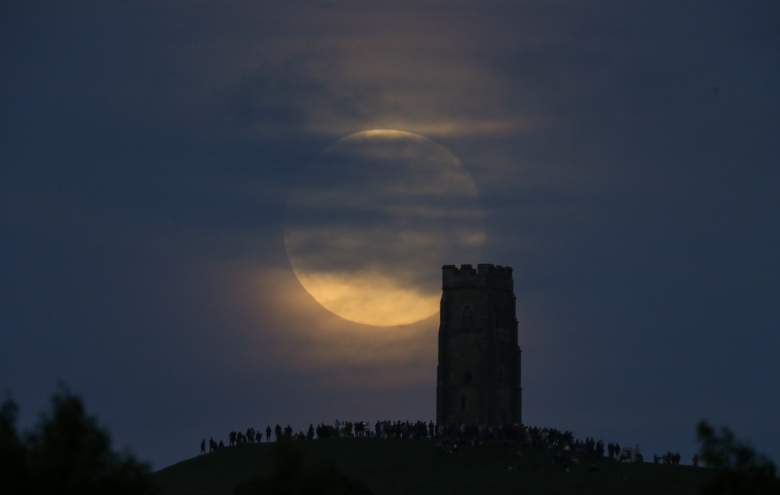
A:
284,129,484,327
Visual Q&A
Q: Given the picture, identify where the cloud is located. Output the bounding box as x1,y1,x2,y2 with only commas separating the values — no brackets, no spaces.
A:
222,265,438,388
281,130,485,327
201,3,549,142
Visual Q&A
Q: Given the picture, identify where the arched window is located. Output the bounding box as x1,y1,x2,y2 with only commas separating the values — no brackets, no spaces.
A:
462,306,474,330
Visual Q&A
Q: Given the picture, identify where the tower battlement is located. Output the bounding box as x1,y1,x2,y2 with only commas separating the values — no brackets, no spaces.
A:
442,263,513,290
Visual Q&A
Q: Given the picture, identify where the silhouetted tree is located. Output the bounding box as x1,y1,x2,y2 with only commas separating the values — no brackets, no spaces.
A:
0,398,27,488
697,420,780,494
0,388,157,495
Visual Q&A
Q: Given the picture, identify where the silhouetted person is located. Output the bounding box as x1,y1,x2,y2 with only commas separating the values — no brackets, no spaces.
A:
274,424,282,441
284,425,293,438
256,431,262,443
266,425,272,442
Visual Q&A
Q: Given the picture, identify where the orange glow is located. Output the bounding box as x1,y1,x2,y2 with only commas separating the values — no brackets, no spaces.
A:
291,269,440,327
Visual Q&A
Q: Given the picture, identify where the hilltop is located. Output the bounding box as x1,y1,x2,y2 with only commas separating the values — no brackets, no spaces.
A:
155,439,714,495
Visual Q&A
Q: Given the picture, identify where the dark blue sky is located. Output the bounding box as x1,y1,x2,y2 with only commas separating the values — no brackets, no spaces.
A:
2,1,779,468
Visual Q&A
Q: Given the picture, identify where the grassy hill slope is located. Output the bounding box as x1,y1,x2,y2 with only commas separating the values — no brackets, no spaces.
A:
155,439,715,495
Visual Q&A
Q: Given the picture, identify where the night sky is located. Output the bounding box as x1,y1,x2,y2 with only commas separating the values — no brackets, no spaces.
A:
2,1,779,469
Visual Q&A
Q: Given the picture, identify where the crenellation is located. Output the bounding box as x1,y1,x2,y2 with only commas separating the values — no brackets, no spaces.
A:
442,263,514,291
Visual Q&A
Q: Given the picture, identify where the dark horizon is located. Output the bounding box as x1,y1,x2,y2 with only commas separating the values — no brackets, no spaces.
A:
2,1,779,469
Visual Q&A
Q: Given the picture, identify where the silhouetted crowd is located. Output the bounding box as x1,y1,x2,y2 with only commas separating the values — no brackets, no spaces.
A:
201,421,688,464
199,421,703,468
654,451,685,465
201,421,434,453
434,424,645,467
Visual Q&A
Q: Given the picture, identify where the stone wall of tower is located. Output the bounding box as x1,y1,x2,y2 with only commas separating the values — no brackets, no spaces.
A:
436,264,522,426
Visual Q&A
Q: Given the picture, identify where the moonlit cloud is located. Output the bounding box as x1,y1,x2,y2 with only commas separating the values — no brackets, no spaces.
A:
228,266,437,387
195,3,549,143
3,0,779,470
291,270,440,327
284,130,484,327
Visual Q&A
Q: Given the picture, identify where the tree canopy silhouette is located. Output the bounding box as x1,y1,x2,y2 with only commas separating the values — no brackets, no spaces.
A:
697,420,779,495
0,387,157,495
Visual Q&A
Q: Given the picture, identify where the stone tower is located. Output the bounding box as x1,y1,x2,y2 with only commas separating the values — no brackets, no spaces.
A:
436,264,522,426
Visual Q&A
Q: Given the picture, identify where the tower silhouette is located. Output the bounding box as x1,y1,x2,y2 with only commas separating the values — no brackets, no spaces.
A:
436,264,522,426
